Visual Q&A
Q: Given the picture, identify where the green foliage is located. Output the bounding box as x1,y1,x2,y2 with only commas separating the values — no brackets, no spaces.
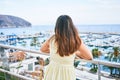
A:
113,47,119,57
90,64,98,73
103,47,120,77
74,60,80,68
30,37,40,49
92,48,101,58
44,57,50,66
90,48,101,73
0,71,5,80
0,71,19,80
90,67,98,73
10,76,18,80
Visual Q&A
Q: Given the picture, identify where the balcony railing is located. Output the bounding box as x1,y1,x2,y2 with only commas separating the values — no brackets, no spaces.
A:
0,44,120,80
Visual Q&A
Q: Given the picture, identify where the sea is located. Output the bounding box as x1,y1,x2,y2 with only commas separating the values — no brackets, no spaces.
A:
0,24,120,35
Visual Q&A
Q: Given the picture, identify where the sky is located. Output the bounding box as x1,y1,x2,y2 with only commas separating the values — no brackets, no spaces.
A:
0,0,120,25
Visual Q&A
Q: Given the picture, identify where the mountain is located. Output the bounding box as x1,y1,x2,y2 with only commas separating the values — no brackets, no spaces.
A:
0,15,32,28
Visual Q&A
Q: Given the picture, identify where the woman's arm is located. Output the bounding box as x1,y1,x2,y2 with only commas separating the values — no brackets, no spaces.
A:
40,39,50,53
75,40,93,60
40,35,54,53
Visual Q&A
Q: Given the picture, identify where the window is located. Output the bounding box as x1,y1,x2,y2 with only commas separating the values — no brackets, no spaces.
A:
28,63,33,71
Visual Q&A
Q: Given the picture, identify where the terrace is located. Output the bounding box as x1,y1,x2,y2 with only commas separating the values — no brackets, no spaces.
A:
0,44,120,80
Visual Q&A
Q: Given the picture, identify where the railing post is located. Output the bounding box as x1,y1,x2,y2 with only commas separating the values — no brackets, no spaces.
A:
97,63,101,80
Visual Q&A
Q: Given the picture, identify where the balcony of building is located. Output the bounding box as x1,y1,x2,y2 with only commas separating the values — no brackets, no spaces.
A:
0,44,120,80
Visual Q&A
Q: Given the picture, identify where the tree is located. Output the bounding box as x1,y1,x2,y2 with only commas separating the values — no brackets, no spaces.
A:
30,37,40,49
112,47,120,77
92,48,101,58
104,47,120,77
90,48,101,73
113,47,119,57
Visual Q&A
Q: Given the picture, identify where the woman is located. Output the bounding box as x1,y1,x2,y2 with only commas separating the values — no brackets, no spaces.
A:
40,15,93,80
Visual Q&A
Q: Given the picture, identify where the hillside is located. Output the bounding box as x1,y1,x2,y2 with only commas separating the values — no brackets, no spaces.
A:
0,15,32,28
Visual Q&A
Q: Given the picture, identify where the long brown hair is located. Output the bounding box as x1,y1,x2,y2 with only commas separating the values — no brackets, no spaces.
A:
55,15,81,57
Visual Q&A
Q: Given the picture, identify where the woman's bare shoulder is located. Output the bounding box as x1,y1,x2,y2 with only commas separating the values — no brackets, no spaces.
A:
49,35,55,41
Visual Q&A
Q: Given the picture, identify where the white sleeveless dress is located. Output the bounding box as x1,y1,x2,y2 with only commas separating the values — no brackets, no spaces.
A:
44,38,76,80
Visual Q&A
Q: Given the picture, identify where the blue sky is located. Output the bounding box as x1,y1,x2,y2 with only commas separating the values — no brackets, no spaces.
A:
0,0,120,25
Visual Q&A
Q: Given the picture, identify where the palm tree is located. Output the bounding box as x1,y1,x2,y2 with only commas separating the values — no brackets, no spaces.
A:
92,48,101,58
104,47,120,77
21,41,27,47
113,47,119,57
90,48,101,73
112,47,120,76
30,37,40,49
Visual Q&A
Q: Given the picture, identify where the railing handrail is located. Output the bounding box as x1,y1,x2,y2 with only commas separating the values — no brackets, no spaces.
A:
77,59,120,68
0,44,49,56
0,44,120,68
